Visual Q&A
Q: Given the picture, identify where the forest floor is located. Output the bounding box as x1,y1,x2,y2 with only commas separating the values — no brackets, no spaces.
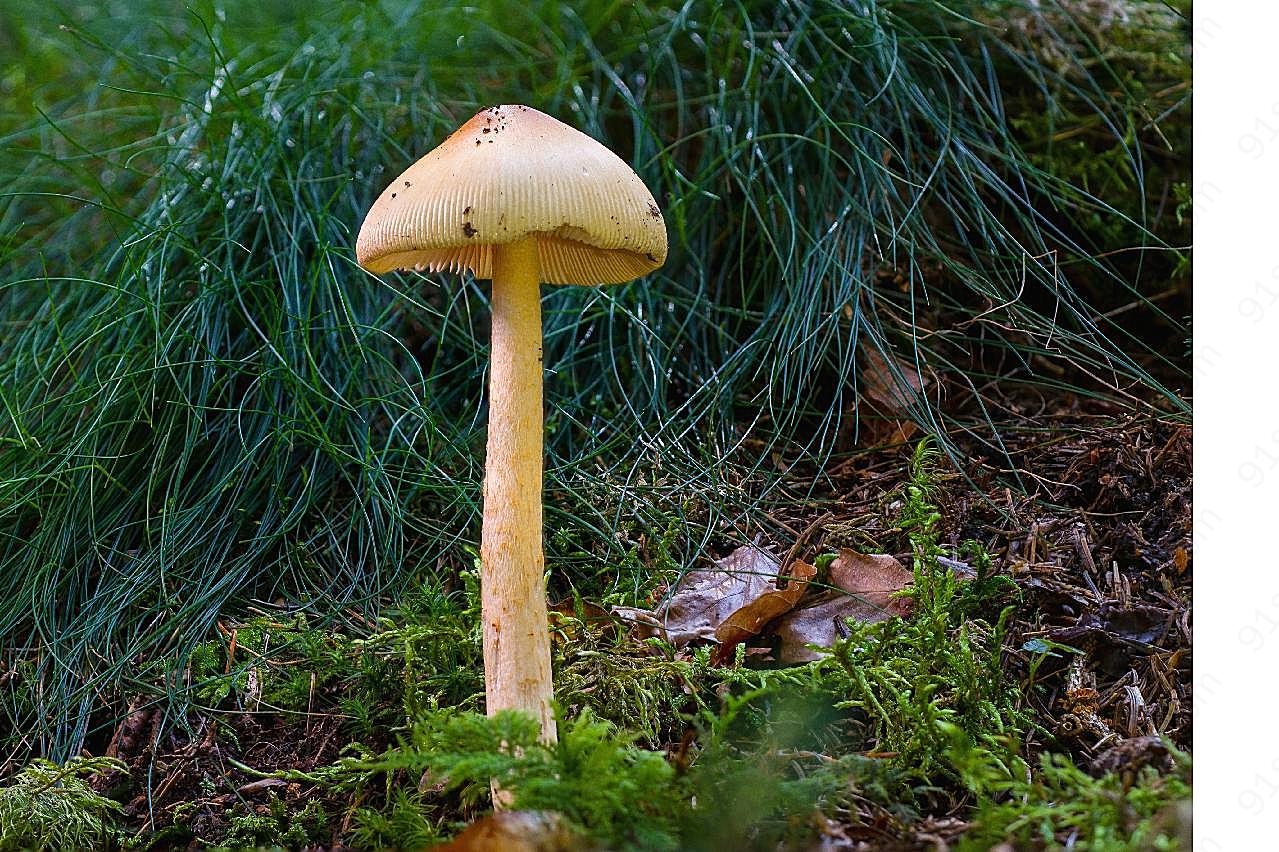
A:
43,395,1190,851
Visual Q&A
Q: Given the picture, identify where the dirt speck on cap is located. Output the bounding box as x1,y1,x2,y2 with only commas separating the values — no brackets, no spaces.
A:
647,203,660,218
462,222,477,238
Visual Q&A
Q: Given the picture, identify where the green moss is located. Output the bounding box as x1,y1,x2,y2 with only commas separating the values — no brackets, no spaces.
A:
183,598,483,735
347,788,442,851
352,710,686,852
951,740,1192,850
553,597,704,748
218,794,325,851
816,448,1024,788
0,757,125,852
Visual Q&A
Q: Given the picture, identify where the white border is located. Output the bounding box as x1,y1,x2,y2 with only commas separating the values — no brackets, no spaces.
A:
1195,3,1279,848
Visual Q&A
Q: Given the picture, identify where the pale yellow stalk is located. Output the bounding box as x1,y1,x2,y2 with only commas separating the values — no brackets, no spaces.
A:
481,236,556,744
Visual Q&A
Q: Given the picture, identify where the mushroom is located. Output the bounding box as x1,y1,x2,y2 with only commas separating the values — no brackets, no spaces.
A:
355,105,667,743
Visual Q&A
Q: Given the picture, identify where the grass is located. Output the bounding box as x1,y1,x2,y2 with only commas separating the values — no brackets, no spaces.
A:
0,0,1188,780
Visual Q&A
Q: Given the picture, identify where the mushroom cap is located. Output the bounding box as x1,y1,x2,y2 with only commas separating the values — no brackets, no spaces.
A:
355,105,667,285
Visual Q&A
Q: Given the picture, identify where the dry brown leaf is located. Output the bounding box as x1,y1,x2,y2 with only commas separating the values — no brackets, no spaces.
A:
437,810,590,852
711,559,816,665
609,605,664,640
772,549,915,664
828,548,915,618
859,346,927,445
611,545,783,647
612,546,913,666
773,594,898,663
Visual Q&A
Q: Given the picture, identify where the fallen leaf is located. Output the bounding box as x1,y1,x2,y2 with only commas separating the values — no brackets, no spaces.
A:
613,546,921,666
1047,603,1167,648
612,545,784,647
859,346,928,445
611,544,817,662
104,696,153,761
828,549,914,618
773,549,916,663
609,605,664,639
437,810,590,852
711,559,816,665
773,594,897,663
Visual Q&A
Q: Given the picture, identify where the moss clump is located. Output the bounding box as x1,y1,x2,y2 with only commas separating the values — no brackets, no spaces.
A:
823,443,1025,788
184,594,483,736
350,710,685,852
0,757,125,852
951,738,1192,850
220,793,325,851
347,788,443,851
554,611,703,748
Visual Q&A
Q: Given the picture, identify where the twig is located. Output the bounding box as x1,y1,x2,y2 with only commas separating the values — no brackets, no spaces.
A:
779,511,834,580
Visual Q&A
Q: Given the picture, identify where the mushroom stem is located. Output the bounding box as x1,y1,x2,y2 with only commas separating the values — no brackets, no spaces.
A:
482,235,556,744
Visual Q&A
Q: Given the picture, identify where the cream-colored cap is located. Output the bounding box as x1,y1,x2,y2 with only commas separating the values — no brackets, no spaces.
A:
355,105,667,285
